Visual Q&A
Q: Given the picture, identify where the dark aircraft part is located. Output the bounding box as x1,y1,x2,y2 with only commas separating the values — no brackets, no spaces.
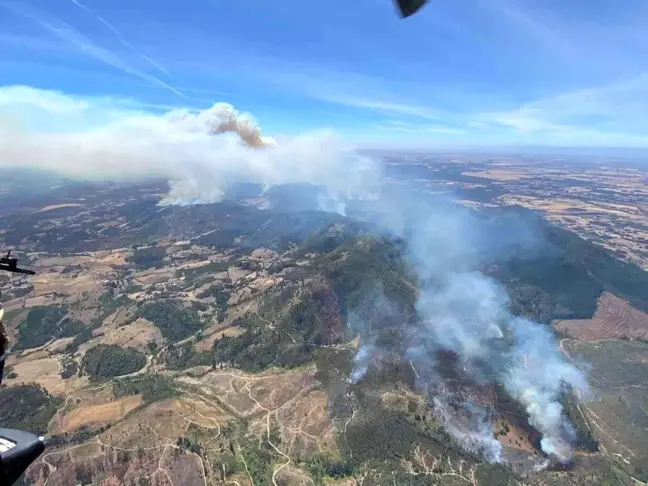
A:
0,257,42,485
0,248,36,383
0,429,46,485
395,0,428,18
0,351,4,387
0,306,7,384
0,251,35,275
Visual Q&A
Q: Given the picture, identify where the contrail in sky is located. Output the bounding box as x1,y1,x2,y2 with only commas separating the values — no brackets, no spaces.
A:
69,0,172,78
0,1,187,99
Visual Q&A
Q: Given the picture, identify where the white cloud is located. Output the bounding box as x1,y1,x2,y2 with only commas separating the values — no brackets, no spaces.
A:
0,85,89,114
476,72,648,145
0,85,380,204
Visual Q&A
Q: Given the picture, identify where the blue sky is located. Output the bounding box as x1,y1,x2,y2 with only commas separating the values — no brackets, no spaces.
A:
1,0,648,147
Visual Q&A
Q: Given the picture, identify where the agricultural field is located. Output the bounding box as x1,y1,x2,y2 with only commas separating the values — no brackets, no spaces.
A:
0,157,646,485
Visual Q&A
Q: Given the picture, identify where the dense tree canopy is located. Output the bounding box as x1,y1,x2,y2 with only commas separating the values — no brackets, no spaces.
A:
14,306,85,350
81,344,146,380
136,300,202,342
0,384,61,433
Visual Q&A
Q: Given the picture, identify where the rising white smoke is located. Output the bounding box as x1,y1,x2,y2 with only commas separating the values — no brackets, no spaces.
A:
433,397,503,463
414,274,588,463
2,86,589,463
163,102,278,149
0,86,379,207
348,345,377,383
348,195,589,464
503,316,587,461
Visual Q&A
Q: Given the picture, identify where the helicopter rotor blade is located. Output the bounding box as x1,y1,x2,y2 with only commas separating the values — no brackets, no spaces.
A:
394,0,428,18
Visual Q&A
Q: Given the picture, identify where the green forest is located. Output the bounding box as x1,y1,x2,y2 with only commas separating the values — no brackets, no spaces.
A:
136,300,203,342
13,306,85,350
0,384,61,433
176,260,230,281
213,323,313,372
164,341,213,370
212,234,419,374
112,375,177,404
81,344,146,380
126,246,166,269
487,218,648,321
196,284,230,313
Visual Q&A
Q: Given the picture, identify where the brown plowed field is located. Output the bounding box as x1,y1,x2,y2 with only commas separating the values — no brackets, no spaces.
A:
555,292,648,341
60,395,143,433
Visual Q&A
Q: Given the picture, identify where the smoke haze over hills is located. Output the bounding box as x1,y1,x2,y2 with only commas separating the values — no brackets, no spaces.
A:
0,86,379,207
346,196,590,464
0,84,590,467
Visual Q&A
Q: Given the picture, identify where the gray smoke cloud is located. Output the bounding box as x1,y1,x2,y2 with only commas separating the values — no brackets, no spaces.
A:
349,193,589,464
503,316,586,460
2,85,589,463
413,273,587,462
0,86,379,209
433,397,503,463
345,282,402,383
166,102,278,149
349,344,377,383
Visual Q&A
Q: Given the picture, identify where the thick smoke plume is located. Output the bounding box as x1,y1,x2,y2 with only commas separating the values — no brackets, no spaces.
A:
349,195,589,464
433,397,503,463
349,345,377,383
412,272,587,462
199,103,278,148
0,86,377,207
2,85,589,464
